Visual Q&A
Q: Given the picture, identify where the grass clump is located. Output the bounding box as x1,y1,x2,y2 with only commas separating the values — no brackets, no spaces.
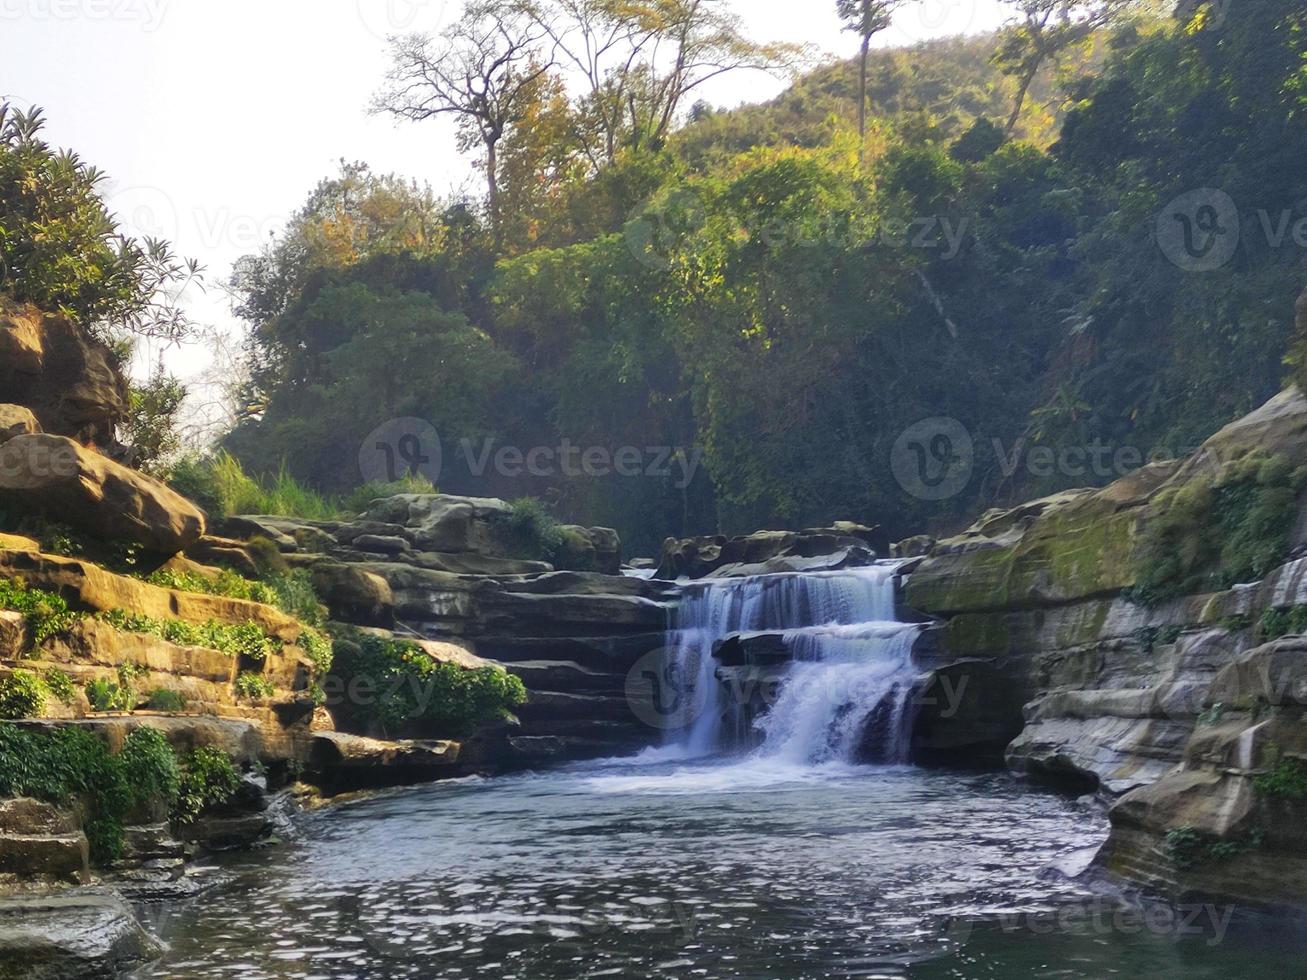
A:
0,670,46,719
1165,824,1265,869
329,631,526,737
499,497,566,564
1129,453,1307,606
144,688,187,712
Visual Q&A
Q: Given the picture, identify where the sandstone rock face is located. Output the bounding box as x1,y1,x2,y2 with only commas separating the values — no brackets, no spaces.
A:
0,435,205,553
0,299,129,448
308,732,461,793
657,523,879,579
0,404,40,444
0,798,88,884
0,892,161,980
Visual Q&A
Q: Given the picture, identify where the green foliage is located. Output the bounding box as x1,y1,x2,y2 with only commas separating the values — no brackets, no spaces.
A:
265,571,326,628
98,609,281,661
0,103,200,342
1258,605,1307,642
173,746,240,824
144,688,187,713
0,577,83,644
1130,454,1305,605
340,474,439,515
234,671,275,701
123,369,187,474
85,676,134,713
165,452,339,520
0,670,46,719
329,632,526,736
500,498,566,564
43,669,75,706
1254,758,1307,800
297,629,333,675
0,723,183,864
1165,824,1264,869
117,727,181,811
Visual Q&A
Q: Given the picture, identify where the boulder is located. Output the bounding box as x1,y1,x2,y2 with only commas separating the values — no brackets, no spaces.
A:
0,298,129,448
302,559,394,628
0,893,161,979
361,493,513,554
656,523,879,579
0,434,205,553
0,404,40,444
557,525,621,574
308,732,461,792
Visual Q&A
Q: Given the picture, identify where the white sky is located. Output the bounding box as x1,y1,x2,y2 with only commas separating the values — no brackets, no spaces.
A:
2,0,1006,385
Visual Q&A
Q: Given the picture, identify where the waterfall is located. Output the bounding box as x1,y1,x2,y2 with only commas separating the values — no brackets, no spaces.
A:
664,563,922,764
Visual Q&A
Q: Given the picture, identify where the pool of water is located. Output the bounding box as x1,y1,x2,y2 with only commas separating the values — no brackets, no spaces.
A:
134,757,1300,978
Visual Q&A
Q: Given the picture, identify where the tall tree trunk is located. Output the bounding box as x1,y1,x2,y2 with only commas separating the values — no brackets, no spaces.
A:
858,32,870,162
486,138,501,250
1005,61,1040,136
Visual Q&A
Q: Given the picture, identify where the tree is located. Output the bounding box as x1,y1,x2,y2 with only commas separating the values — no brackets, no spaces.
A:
0,103,201,344
835,0,911,158
993,0,1138,135
372,3,553,244
510,0,803,170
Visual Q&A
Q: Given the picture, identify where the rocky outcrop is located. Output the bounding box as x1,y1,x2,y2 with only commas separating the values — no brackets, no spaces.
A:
0,405,40,444
0,434,206,553
656,522,879,579
0,299,128,449
307,732,461,792
0,892,161,979
898,385,1307,908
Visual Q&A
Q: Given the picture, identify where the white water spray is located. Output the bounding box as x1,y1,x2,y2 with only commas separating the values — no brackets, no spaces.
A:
665,563,922,764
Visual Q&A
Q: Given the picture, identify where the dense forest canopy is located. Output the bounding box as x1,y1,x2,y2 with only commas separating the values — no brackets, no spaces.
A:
194,0,1307,553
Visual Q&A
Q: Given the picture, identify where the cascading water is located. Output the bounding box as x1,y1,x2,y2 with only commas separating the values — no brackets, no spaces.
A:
664,563,923,764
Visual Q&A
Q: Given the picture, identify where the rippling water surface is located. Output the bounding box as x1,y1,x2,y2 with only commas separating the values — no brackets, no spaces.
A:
136,758,1301,978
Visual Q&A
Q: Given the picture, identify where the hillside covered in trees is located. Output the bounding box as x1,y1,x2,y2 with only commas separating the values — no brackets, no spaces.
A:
216,0,1307,555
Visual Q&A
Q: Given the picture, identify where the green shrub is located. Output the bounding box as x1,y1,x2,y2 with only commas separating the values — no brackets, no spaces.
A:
1254,758,1307,800
1130,453,1307,605
1258,605,1307,642
85,677,134,713
0,723,136,864
43,669,75,705
118,727,181,811
499,497,566,564
165,452,337,520
297,629,333,675
234,671,275,701
0,670,46,719
173,747,240,823
1165,824,1264,868
329,631,526,736
144,688,187,713
0,577,83,643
